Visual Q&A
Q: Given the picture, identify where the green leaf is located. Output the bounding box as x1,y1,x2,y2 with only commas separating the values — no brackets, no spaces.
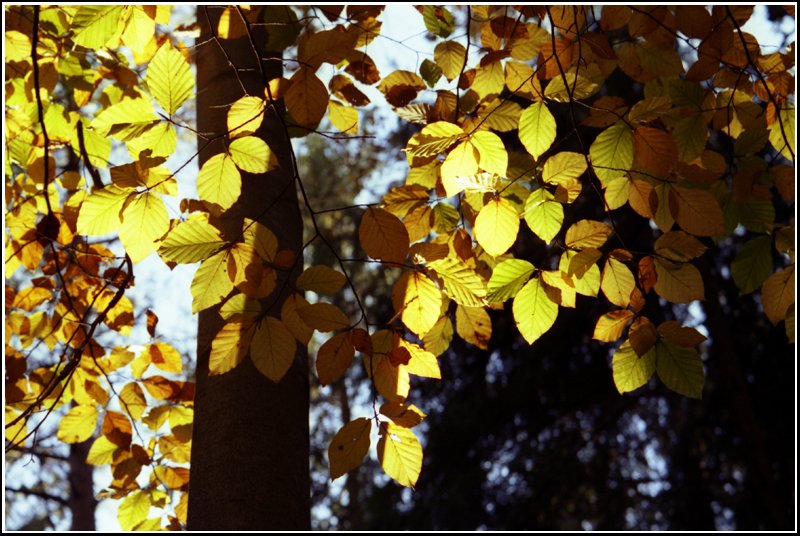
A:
119,192,169,264
76,185,131,236
768,106,795,162
590,122,633,186
474,197,519,257
523,189,563,244
519,102,557,161
559,251,601,297
543,151,587,185
329,418,371,480
197,153,241,211
191,250,233,313
145,41,194,114
90,98,159,141
471,131,508,176
601,258,635,308
731,236,773,295
228,136,276,174
487,259,535,303
118,490,151,531
219,294,261,321
655,340,704,398
159,214,227,264
419,59,443,87
71,6,124,48
612,341,656,394
392,271,443,337
513,277,558,344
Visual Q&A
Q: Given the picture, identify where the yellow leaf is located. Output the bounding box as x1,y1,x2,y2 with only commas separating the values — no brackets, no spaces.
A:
590,122,633,186
669,185,725,237
518,102,556,161
227,242,275,299
422,316,453,357
400,339,441,379
441,141,480,197
455,305,492,350
654,231,707,262
4,31,31,63
427,257,487,307
90,98,159,141
281,294,314,345
367,331,410,401
601,258,635,308
513,278,558,344
655,340,704,398
227,96,266,138
559,251,601,297
71,6,124,48
286,67,329,128
434,40,466,81
297,265,347,294
191,250,233,313
593,310,635,342
653,258,704,303
86,436,120,465
612,340,655,394
627,96,673,124
565,219,613,249
145,40,194,114
543,151,587,186
392,271,442,336
121,7,156,54
197,153,241,211
209,319,255,375
379,422,422,488
228,136,277,174
5,409,26,446
57,405,99,444
118,489,151,531
487,259,535,303
242,218,279,262
567,247,602,279
470,131,508,176
359,207,410,264
316,331,355,386
159,214,227,264
329,417,371,480
761,266,794,325
474,197,519,257
250,316,297,382
148,342,182,373
471,61,505,99
523,189,563,244
298,302,350,332
76,185,130,236
119,192,169,263
328,100,359,134
380,402,426,428
405,121,463,158
769,107,795,161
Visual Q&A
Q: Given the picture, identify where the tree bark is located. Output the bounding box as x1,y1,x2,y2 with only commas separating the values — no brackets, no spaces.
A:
68,441,97,530
188,7,309,530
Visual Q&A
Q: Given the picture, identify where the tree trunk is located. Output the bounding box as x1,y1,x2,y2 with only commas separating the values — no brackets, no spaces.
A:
68,441,97,530
187,7,309,530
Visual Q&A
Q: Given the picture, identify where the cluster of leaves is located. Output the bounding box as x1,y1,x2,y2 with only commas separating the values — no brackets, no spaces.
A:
4,4,795,527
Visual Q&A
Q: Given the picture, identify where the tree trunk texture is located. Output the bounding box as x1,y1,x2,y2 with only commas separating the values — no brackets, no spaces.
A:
188,7,309,530
68,441,96,531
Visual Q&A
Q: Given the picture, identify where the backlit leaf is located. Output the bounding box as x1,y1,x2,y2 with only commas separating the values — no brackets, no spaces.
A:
543,151,587,185
197,153,241,211
441,141,480,197
378,422,422,488
359,208,410,264
297,265,347,294
559,250,601,297
118,490,151,531
57,405,98,444
250,316,297,382
519,102,557,161
670,186,725,237
119,192,169,264
329,417,371,480
590,122,633,186
434,40,466,81
427,258,487,307
612,341,655,394
145,41,194,114
227,96,266,138
524,189,563,244
601,258,635,307
657,321,707,347
400,339,441,379
76,185,130,236
565,219,613,249
471,131,508,176
380,402,426,428
654,231,707,262
474,197,519,257
768,106,795,162
487,259,535,303
71,6,124,48
513,278,558,344
593,310,635,342
191,250,233,313
228,136,276,174
328,101,359,134
286,67,329,128
392,271,442,337
209,320,255,375
423,316,453,357
455,305,492,350
159,214,227,264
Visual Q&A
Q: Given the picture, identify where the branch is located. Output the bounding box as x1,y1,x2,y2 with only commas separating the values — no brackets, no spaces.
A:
6,487,69,506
